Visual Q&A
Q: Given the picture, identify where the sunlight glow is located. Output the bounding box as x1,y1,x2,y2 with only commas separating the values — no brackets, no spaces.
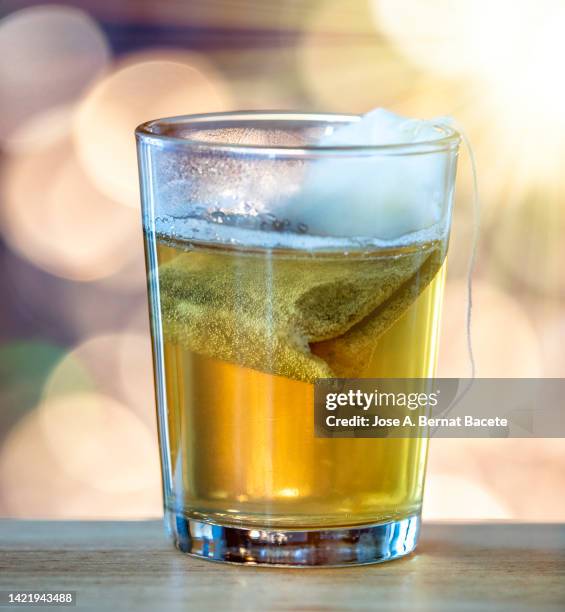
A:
372,0,565,186
373,0,565,131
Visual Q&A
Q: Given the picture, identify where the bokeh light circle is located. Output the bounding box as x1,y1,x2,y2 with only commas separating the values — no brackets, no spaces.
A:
37,392,160,494
2,104,74,155
116,332,156,428
0,5,110,146
0,138,140,281
73,50,233,208
0,405,161,518
42,333,156,430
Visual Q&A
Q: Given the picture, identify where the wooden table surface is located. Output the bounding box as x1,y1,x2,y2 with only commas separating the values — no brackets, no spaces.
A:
1,520,564,611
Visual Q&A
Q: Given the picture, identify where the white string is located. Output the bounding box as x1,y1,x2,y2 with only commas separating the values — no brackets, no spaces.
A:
434,120,480,424
457,123,479,382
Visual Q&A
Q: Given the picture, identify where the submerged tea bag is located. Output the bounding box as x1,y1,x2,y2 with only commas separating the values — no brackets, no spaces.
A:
159,109,450,382
159,243,443,383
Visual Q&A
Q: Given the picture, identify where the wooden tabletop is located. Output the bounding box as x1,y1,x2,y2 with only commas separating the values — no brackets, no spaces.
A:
0,520,564,611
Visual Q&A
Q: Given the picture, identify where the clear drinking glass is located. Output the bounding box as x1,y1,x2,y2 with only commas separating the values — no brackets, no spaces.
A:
136,111,460,566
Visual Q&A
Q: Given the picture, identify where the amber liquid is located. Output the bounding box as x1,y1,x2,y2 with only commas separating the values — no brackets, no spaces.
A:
148,236,446,529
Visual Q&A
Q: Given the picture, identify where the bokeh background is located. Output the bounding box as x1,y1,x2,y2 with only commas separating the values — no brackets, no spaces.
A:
1,0,564,521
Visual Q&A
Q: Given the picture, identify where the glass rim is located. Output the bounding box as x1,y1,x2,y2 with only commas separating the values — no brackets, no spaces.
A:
135,110,460,157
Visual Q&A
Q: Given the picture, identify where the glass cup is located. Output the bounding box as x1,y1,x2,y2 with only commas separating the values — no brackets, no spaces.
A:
136,111,460,566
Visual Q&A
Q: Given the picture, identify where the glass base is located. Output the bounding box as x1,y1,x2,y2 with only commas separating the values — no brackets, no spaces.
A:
165,510,421,567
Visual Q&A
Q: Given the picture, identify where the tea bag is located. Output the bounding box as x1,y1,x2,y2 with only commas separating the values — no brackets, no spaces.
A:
158,109,451,382
159,242,443,383
272,108,450,241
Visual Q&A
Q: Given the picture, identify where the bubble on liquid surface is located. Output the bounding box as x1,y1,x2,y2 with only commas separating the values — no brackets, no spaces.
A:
153,215,446,251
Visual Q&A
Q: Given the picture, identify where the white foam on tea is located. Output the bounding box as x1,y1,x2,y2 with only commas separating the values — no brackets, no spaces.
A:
153,215,445,251
273,108,452,241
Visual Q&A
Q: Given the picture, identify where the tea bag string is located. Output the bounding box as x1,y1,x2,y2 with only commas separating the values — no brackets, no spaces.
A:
437,119,480,422
458,122,479,382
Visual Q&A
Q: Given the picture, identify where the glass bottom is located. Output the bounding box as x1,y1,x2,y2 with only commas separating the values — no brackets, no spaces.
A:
165,509,421,567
